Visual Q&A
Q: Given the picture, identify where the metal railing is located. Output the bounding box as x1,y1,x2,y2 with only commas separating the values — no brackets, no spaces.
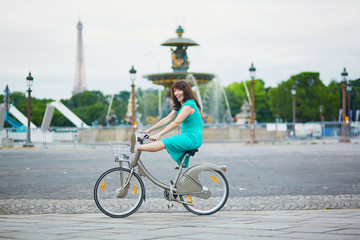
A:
0,122,359,146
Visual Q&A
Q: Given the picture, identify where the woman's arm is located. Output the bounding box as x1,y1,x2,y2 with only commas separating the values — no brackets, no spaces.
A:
144,110,177,134
149,106,194,140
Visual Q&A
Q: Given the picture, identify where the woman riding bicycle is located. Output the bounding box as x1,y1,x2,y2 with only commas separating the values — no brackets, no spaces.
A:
133,80,203,168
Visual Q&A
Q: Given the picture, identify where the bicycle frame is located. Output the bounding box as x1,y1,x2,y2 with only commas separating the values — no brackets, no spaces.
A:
96,137,229,217
128,150,182,192
120,146,226,199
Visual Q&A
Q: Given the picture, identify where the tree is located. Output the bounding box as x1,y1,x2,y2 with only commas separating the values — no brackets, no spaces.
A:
225,79,272,122
268,72,338,122
224,82,245,119
60,91,108,126
136,88,160,125
352,79,360,121
326,80,341,121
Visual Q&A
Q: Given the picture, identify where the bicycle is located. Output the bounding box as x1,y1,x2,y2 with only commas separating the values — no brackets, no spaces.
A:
94,131,229,218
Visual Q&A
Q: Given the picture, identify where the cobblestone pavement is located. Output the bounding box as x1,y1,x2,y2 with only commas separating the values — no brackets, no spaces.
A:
1,209,360,239
1,194,360,215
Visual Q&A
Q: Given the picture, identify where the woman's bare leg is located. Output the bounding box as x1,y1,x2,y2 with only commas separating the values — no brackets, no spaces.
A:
138,141,165,152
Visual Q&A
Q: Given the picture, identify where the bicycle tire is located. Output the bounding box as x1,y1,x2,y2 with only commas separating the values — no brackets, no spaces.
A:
180,170,229,215
94,167,145,218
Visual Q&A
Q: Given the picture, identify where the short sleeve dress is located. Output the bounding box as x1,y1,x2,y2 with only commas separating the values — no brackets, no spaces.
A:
161,99,203,168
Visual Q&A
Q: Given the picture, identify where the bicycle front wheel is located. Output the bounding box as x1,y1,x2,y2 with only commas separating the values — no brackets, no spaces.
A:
180,170,229,215
94,167,145,218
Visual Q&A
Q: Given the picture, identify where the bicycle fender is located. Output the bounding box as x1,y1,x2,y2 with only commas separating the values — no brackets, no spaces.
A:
176,164,226,194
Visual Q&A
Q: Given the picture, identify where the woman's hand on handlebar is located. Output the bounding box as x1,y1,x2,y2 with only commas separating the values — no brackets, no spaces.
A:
148,133,161,141
143,129,152,135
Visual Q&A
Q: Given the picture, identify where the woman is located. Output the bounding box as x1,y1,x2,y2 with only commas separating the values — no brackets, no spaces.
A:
134,80,203,168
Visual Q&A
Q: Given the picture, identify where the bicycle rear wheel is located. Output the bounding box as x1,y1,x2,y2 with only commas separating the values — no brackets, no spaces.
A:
94,167,145,218
180,170,229,215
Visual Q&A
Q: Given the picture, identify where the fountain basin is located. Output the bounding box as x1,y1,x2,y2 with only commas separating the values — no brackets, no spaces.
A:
143,72,215,89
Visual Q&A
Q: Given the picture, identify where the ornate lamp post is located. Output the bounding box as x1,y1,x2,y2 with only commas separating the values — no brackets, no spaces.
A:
2,85,11,141
249,62,256,143
129,65,137,129
3,85,11,127
291,83,296,136
347,80,352,121
339,67,350,142
347,80,352,137
23,72,34,147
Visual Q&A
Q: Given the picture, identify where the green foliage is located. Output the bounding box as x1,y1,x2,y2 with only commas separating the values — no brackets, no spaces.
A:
326,81,341,121
116,91,130,104
225,79,272,122
112,98,128,124
0,92,53,127
2,73,358,127
251,80,272,122
50,108,73,127
268,72,340,122
63,90,106,108
31,98,53,126
224,82,244,119
136,88,161,125
349,78,360,121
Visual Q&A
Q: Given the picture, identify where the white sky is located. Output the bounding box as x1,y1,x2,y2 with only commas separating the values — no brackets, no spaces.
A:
1,0,359,100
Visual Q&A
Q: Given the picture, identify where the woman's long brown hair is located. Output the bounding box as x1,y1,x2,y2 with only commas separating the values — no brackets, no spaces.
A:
171,80,201,111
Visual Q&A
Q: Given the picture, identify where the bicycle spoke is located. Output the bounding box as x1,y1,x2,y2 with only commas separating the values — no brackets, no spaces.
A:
181,170,229,215
94,167,144,218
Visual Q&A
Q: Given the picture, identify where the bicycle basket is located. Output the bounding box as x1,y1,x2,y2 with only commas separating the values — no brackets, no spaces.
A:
109,142,132,162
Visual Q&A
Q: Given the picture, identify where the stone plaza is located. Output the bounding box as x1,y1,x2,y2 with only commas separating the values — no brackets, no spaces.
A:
0,141,359,239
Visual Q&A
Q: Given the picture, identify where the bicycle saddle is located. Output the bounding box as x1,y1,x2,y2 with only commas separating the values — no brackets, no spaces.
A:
186,148,198,156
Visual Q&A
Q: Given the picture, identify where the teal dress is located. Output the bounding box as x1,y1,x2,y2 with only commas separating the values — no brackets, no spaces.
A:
161,99,203,168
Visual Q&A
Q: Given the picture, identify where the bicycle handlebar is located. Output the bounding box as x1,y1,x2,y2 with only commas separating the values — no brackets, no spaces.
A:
136,130,151,142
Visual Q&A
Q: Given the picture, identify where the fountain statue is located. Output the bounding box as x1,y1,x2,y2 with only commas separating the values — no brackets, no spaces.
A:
143,26,231,123
144,26,214,89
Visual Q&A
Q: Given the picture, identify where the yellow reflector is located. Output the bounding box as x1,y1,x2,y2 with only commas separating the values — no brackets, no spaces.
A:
101,182,106,191
187,194,193,203
211,176,219,182
134,185,137,195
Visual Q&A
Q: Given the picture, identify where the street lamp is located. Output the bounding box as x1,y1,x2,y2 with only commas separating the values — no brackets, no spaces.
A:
3,85,11,128
347,80,352,121
2,85,11,142
129,65,137,129
340,67,350,142
23,72,34,147
347,80,352,137
291,83,296,136
249,62,256,143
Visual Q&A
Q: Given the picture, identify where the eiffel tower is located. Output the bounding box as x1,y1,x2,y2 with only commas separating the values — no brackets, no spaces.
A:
72,20,87,95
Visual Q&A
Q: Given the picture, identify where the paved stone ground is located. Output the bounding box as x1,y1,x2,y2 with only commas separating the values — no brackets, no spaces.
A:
1,142,360,239
1,194,360,215
1,209,360,239
1,142,360,200
1,142,360,216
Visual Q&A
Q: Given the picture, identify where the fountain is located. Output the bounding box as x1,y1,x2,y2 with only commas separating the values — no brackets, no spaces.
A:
143,26,231,123
144,26,214,89
201,76,232,123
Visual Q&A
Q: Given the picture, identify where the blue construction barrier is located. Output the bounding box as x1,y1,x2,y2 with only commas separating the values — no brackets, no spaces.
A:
4,113,27,132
